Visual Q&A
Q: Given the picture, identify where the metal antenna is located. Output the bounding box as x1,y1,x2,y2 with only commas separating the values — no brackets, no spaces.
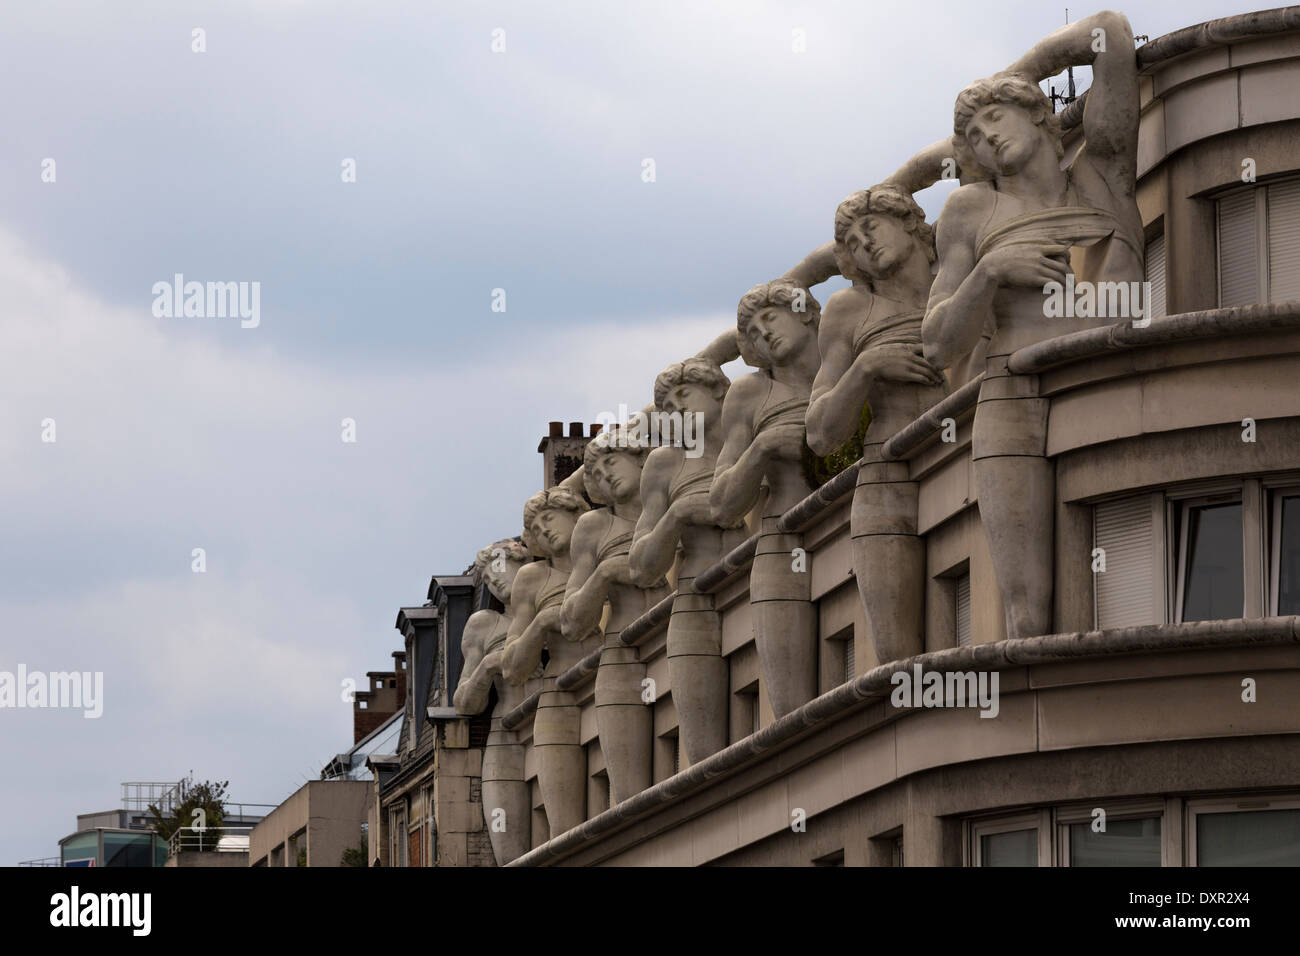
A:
1049,8,1079,112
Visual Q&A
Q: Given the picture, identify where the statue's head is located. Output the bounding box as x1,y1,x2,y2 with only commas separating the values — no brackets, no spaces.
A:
522,487,590,559
736,280,821,369
582,424,650,506
833,185,936,285
473,536,532,604
653,357,730,422
952,74,1063,177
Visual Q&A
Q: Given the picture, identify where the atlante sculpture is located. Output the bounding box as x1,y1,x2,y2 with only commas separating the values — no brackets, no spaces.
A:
562,424,669,805
630,357,746,766
452,537,534,864
711,280,822,716
502,486,594,838
923,10,1142,639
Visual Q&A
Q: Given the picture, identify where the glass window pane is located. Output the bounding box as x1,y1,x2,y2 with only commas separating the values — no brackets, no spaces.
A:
980,828,1037,866
1069,817,1161,866
103,832,152,867
1198,809,1300,866
1181,503,1243,621
1278,497,1300,615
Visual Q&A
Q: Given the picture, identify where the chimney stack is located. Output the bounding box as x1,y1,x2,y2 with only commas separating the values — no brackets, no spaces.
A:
538,420,600,488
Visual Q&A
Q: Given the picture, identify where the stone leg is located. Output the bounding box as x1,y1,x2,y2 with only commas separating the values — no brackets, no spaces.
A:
666,581,728,767
851,454,924,664
751,520,817,717
971,360,1054,640
533,682,586,838
595,634,652,804
481,725,530,865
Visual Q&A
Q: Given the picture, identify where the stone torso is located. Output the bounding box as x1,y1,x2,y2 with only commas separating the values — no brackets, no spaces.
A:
973,167,1144,358
848,288,949,446
751,372,814,515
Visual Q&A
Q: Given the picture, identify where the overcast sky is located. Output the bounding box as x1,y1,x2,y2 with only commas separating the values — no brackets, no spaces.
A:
0,0,1257,863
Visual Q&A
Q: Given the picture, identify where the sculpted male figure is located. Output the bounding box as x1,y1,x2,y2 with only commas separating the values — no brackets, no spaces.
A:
501,487,595,838
630,357,746,766
710,280,822,716
922,10,1141,639
805,185,949,664
452,537,533,864
562,425,669,805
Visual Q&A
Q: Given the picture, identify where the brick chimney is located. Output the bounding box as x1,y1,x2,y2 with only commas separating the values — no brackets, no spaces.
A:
537,421,602,488
351,650,408,743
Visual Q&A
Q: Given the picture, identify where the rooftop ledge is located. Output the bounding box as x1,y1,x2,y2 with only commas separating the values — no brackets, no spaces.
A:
1058,5,1300,129
509,615,1300,866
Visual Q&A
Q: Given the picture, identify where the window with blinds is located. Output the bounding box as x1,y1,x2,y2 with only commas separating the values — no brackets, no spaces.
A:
1218,190,1259,307
1094,495,1162,629
1216,177,1300,307
1144,232,1167,320
1268,179,1300,302
843,633,855,683
955,573,972,647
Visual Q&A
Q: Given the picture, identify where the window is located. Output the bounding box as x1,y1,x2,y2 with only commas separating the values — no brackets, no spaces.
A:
1094,494,1165,629
892,836,904,867
1174,495,1244,622
812,849,845,867
1270,489,1300,614
730,680,761,744
1217,177,1300,307
1268,179,1300,302
1189,797,1300,866
1063,817,1161,867
1144,231,1167,320
389,806,407,867
935,561,971,648
970,795,1300,866
1218,190,1258,307
531,805,549,848
969,811,1051,866
823,626,855,689
955,574,971,647
590,770,611,817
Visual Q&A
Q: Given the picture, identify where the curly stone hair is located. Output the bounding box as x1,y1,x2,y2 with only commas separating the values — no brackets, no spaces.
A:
652,357,730,411
951,73,1064,176
735,279,821,368
521,487,590,556
833,185,937,285
473,536,531,574
582,424,649,504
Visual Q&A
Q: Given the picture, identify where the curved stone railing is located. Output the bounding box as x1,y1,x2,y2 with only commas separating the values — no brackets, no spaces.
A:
508,615,1300,866
501,690,541,731
879,372,984,461
1007,302,1300,375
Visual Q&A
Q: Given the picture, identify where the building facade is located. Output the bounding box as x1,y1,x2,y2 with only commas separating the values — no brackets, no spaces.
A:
402,8,1300,867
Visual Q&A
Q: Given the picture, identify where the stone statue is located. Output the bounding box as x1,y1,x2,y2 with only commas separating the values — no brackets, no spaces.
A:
452,536,533,864
922,10,1142,639
630,357,746,767
804,183,950,665
561,424,669,806
501,486,595,838
710,280,822,717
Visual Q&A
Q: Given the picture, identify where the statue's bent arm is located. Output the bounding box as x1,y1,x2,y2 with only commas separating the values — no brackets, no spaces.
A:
709,376,766,526
561,510,609,639
630,449,681,587
807,289,873,456
922,190,996,370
